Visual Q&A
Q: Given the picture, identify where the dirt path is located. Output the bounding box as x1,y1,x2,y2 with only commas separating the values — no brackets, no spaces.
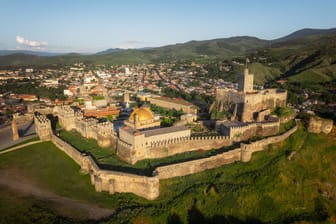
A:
0,169,115,220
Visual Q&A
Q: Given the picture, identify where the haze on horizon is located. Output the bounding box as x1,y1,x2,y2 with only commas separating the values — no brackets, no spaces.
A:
1,0,335,53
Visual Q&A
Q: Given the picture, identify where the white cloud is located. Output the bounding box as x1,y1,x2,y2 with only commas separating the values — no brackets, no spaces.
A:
16,35,48,48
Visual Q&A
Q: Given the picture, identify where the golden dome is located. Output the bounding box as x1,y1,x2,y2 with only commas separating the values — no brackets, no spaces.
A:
129,107,154,122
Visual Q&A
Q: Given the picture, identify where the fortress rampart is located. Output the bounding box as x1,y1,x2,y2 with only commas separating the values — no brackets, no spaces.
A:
240,120,298,161
51,134,159,200
56,105,115,148
117,132,232,164
146,135,232,158
217,118,280,141
34,113,52,141
155,121,298,179
33,109,298,200
155,148,242,179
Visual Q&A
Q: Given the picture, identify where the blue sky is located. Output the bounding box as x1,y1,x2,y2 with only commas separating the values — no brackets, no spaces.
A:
1,0,335,53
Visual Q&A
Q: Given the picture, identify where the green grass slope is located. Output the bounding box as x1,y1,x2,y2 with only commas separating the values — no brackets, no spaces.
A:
0,125,335,223
248,62,282,84
255,33,336,85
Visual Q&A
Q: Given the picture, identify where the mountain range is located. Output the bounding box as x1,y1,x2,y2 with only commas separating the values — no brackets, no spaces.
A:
1,28,334,58
0,28,336,86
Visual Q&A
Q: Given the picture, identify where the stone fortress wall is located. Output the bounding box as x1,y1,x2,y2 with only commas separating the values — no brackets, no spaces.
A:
33,113,298,200
155,120,298,179
56,105,232,164
242,89,287,122
34,112,52,141
240,120,298,162
146,135,232,159
307,115,333,134
55,105,115,148
50,128,159,200
117,125,232,164
216,118,280,141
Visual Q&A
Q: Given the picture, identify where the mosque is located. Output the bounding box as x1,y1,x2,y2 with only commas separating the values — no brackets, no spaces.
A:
117,106,191,164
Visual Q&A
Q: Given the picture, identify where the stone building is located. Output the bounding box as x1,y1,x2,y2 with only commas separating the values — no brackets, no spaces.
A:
214,67,287,122
214,67,286,140
148,96,198,115
55,105,115,148
117,106,191,164
123,107,161,130
34,112,52,141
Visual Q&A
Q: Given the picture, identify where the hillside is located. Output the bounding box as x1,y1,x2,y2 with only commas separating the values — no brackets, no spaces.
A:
273,28,336,42
0,50,63,56
247,31,336,85
0,124,335,223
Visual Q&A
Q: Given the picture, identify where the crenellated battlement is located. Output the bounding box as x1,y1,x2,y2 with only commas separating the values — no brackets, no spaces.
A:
74,110,84,119
58,105,74,113
217,118,280,141
97,122,114,136
34,113,52,141
147,135,230,148
35,114,51,125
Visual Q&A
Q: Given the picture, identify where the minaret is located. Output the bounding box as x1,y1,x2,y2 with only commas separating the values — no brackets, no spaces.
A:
12,119,19,141
124,92,130,104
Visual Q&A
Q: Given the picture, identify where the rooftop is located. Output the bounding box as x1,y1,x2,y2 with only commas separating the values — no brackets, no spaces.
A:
143,125,189,137
151,96,196,107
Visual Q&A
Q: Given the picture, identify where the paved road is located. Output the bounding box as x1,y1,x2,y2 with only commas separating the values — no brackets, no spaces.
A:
0,121,37,150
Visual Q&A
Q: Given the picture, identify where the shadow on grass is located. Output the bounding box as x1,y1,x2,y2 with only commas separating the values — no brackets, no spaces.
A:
185,205,264,224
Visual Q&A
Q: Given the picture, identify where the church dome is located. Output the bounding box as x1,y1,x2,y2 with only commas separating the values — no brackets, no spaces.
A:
129,107,154,122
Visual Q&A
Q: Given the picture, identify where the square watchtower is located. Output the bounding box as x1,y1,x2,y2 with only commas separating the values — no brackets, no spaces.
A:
238,68,254,93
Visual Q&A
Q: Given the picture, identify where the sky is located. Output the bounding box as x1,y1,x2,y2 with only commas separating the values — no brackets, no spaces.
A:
1,0,335,53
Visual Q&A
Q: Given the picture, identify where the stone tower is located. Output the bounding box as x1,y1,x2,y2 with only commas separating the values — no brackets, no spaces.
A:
11,119,19,141
56,105,75,131
97,121,114,148
238,67,254,93
34,113,52,141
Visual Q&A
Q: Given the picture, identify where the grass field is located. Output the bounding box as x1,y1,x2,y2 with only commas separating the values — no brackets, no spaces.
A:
0,125,335,223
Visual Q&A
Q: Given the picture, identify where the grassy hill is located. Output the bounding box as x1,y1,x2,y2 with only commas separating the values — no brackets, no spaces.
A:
0,124,335,223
